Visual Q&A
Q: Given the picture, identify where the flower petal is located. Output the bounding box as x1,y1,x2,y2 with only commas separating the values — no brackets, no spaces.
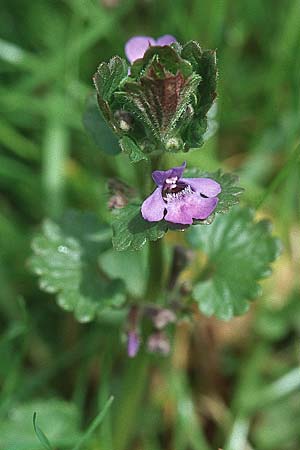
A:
181,177,221,197
152,162,186,186
164,198,194,225
189,196,219,220
141,187,166,222
125,36,155,63
155,34,177,46
165,194,218,224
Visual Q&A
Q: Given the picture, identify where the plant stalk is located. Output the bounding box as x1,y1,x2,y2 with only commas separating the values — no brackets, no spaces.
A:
145,238,164,302
113,352,149,450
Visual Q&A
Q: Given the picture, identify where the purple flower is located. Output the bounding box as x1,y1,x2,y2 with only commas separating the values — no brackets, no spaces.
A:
125,34,177,64
127,330,140,358
141,162,221,225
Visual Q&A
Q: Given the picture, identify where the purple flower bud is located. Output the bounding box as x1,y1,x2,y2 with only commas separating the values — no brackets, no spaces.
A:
127,330,140,358
147,332,170,356
141,162,221,225
125,35,177,63
107,178,135,210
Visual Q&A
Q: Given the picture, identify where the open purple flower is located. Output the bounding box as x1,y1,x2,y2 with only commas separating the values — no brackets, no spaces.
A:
125,34,177,64
141,162,221,225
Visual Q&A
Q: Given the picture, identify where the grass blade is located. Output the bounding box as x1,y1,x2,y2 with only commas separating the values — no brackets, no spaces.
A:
71,395,114,450
33,412,53,450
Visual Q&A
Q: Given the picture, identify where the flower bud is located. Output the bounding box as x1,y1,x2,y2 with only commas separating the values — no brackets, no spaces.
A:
147,332,170,355
166,137,183,153
114,110,133,132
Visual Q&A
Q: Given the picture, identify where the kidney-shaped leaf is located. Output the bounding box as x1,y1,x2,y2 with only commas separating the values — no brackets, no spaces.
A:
29,210,125,322
187,207,281,320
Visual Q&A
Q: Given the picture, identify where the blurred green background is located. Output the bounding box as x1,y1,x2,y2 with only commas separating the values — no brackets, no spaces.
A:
0,0,300,449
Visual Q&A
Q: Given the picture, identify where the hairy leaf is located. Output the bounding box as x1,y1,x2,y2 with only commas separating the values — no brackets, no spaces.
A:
187,207,281,320
116,70,200,145
130,45,193,80
181,41,217,147
182,41,217,116
119,136,148,162
92,41,218,157
29,211,125,322
93,56,128,101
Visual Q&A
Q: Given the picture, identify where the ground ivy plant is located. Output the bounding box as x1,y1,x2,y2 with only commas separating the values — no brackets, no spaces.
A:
30,35,281,357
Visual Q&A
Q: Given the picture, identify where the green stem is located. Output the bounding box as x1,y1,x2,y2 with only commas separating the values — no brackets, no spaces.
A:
112,155,165,449
145,238,164,302
113,352,149,450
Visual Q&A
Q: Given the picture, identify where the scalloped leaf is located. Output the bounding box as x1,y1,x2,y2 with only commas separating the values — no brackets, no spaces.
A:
181,41,217,147
187,207,281,320
93,56,128,101
181,42,217,116
130,45,193,80
112,203,168,251
29,211,125,322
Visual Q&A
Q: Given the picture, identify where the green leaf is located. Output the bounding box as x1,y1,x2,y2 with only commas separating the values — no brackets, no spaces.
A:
99,247,147,297
130,45,193,78
29,210,125,322
119,136,148,162
213,171,244,215
187,207,281,320
93,56,128,101
83,94,121,155
33,413,53,450
182,42,217,116
111,203,168,251
181,40,203,71
181,41,217,148
0,399,81,450
183,168,244,223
